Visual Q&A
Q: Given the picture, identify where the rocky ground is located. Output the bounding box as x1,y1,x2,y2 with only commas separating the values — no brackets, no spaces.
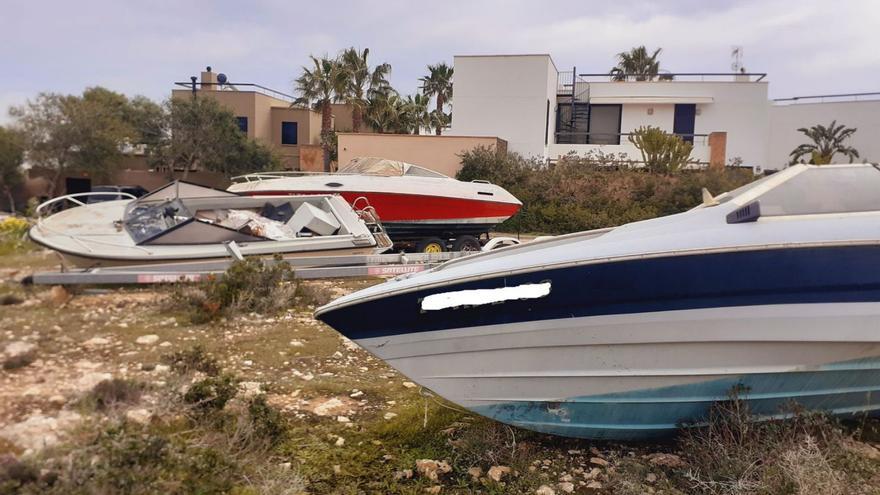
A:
1,246,879,494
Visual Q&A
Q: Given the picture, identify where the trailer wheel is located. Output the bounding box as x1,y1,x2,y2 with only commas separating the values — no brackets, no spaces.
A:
452,235,481,252
416,237,446,253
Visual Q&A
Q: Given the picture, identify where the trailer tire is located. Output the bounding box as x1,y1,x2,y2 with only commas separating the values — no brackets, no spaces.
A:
452,235,481,252
416,237,446,253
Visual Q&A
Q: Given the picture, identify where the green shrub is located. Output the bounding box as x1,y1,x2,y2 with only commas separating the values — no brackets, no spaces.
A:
86,378,144,411
167,256,297,323
183,374,239,415
246,395,288,447
457,147,756,235
628,125,695,174
161,345,220,376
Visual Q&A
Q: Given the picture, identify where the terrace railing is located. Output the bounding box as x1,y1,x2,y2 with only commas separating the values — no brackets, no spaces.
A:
173,81,297,103
773,92,880,105
554,131,709,146
559,72,767,84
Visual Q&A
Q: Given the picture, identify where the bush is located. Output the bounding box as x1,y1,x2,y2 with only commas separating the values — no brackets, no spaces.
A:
457,147,756,234
87,378,144,411
167,256,297,323
161,345,220,376
0,216,30,255
678,389,848,494
183,374,239,415
2,351,36,371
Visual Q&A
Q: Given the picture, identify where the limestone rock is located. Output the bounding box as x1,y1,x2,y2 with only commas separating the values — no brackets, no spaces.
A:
536,485,556,495
135,334,160,345
488,465,511,482
415,459,452,481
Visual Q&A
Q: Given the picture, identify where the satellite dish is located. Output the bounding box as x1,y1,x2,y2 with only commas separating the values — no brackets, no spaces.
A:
217,73,228,85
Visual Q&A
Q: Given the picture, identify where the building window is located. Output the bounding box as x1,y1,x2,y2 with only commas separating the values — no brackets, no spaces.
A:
236,117,248,133
281,121,298,145
587,104,622,145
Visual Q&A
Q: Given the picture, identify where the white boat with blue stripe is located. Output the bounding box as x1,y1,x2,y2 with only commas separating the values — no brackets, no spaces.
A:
315,163,880,440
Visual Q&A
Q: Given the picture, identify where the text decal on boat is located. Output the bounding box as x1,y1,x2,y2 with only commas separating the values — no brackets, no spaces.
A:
420,282,551,311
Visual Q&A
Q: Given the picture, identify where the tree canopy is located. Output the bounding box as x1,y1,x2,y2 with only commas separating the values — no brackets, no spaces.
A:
789,120,859,165
610,46,663,81
419,63,453,135
152,96,278,178
0,126,24,213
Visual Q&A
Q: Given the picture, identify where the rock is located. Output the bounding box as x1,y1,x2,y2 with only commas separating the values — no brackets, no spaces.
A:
425,487,441,494
49,286,70,306
384,412,398,420
334,436,345,447
76,372,112,391
0,410,82,453
159,341,172,347
393,469,413,480
135,334,160,345
332,464,341,474
350,390,364,398
558,481,575,493
585,480,602,489
589,457,609,467
337,416,350,423
402,381,417,388
467,466,482,480
415,459,452,481
4,341,35,357
559,474,573,482
312,397,349,417
646,453,685,468
586,467,601,479
48,395,66,405
83,337,111,348
125,408,151,425
239,381,262,398
536,485,556,495
646,472,658,483
488,465,511,482
154,364,171,373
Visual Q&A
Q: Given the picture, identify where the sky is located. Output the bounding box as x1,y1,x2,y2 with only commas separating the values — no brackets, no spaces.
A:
2,0,879,123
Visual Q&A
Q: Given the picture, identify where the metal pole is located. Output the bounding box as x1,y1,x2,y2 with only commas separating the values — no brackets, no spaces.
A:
190,76,197,98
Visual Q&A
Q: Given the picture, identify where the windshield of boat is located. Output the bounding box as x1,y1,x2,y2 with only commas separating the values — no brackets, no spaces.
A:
124,199,192,244
338,157,448,178
711,164,880,216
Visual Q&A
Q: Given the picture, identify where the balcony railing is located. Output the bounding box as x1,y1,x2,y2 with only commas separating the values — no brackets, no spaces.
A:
559,71,767,90
554,131,708,146
173,81,297,103
773,92,880,105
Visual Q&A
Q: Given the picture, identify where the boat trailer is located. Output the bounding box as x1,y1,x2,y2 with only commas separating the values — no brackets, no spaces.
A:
28,251,475,286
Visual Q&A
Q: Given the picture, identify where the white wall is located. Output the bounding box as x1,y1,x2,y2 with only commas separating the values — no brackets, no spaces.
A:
769,100,880,169
583,81,771,168
451,55,557,159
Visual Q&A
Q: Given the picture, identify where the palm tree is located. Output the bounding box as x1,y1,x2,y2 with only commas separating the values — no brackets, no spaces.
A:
365,93,403,134
789,120,859,165
609,46,662,81
400,94,431,134
293,55,347,171
339,47,392,133
419,63,453,135
429,109,450,136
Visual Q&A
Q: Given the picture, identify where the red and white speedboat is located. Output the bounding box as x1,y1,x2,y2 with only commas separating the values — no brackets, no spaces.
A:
229,157,521,248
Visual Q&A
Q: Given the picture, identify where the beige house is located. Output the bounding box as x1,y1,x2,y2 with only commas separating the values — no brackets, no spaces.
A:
171,67,370,171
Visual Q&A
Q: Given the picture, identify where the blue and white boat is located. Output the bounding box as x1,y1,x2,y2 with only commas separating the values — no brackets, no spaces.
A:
315,163,880,440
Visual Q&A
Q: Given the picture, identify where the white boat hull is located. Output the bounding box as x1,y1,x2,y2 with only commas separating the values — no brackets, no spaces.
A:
353,303,880,439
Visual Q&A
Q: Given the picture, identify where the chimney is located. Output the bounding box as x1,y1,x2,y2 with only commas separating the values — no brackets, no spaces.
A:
200,66,218,90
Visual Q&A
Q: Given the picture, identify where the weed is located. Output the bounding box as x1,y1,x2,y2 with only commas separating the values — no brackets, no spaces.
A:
161,345,220,376
2,352,36,370
296,282,335,307
86,378,144,411
167,257,297,323
183,374,239,415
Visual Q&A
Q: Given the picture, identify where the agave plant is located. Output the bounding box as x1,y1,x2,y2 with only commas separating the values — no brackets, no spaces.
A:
609,46,663,82
789,121,859,165
339,47,392,133
419,63,453,135
293,55,347,171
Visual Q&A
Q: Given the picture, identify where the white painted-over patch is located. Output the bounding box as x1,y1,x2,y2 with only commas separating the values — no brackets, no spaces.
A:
421,282,551,311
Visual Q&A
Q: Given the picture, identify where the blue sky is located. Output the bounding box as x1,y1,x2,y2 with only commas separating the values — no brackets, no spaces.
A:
2,0,879,122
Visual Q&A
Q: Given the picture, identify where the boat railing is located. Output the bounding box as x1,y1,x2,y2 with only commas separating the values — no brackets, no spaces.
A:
231,171,335,182
35,192,139,221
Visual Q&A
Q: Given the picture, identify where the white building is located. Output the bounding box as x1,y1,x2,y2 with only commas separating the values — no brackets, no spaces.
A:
450,54,879,171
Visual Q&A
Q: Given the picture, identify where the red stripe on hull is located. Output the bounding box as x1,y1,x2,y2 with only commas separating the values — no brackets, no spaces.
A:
245,190,521,222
